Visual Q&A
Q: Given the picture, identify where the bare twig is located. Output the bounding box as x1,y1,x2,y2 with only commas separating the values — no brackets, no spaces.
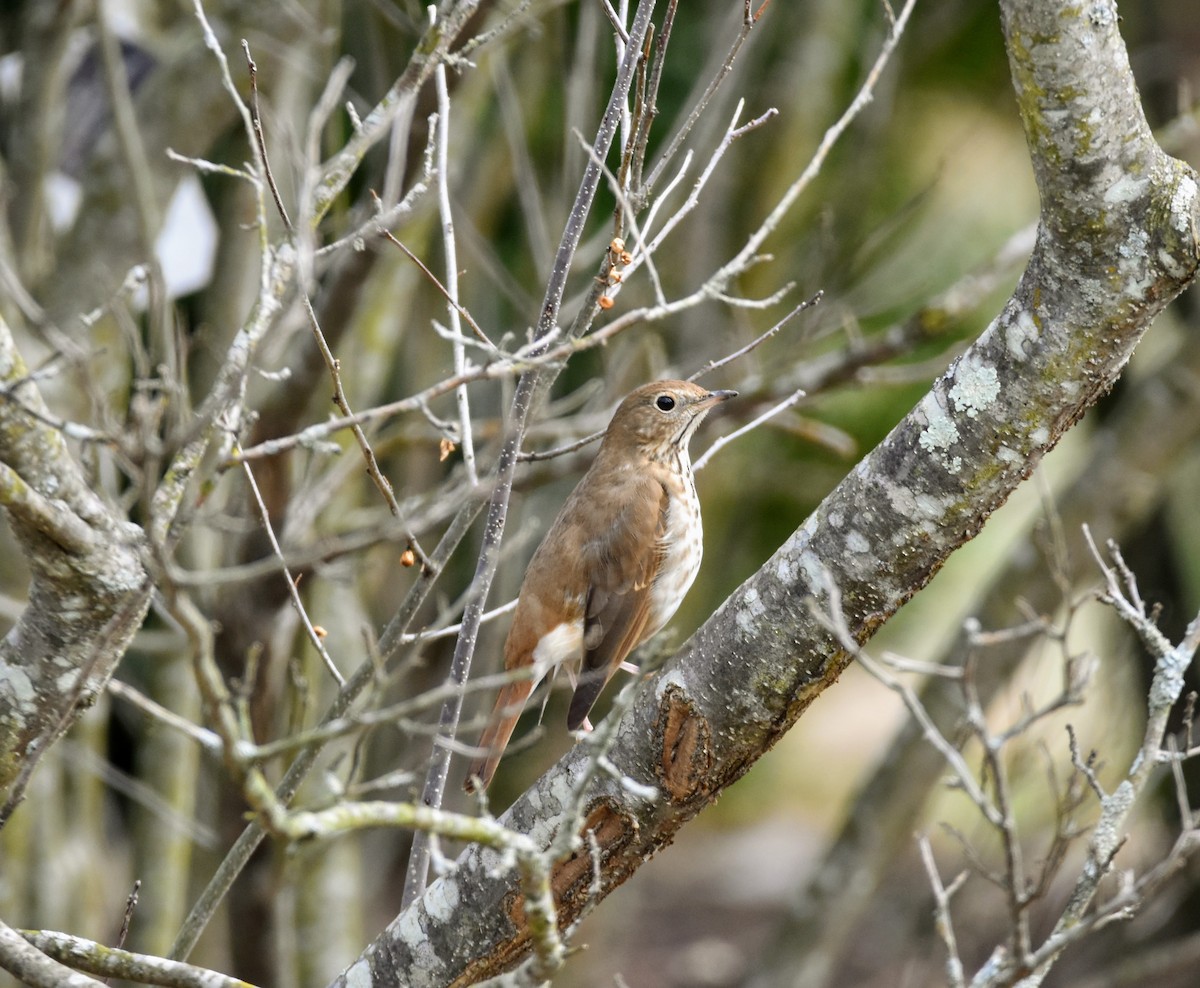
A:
706,0,918,292
596,0,629,44
242,41,293,232
400,0,661,910
689,291,823,382
373,213,492,346
434,60,478,486
114,880,140,953
0,919,106,988
171,494,486,959
19,923,263,987
108,679,223,756
919,835,968,988
692,386,806,472
962,536,1200,986
239,452,345,686
809,568,1002,827
642,5,762,193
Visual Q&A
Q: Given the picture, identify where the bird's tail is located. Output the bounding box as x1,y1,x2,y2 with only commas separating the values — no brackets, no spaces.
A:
463,679,534,793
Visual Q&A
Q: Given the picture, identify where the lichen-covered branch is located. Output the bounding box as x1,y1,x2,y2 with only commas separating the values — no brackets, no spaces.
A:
362,2,1200,982
16,927,254,988
0,315,151,820
749,282,1200,987
0,917,105,988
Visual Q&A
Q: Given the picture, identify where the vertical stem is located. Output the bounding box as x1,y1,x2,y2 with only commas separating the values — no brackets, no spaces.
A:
171,498,485,960
435,62,478,486
399,0,661,910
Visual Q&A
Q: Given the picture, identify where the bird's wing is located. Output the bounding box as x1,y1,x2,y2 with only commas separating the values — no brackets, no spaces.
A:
567,477,668,730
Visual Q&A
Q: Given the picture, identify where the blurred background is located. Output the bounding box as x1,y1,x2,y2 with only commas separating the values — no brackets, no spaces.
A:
0,0,1199,985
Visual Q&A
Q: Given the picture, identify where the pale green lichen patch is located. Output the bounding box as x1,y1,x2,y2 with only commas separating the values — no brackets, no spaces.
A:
1118,226,1148,261
395,906,438,969
773,554,798,585
1104,172,1149,206
949,360,1000,419
917,394,962,474
845,529,870,554
735,587,768,636
1087,1,1117,28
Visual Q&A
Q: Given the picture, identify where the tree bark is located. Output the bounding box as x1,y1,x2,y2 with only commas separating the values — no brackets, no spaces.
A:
751,298,1200,987
330,0,1200,983
0,315,151,821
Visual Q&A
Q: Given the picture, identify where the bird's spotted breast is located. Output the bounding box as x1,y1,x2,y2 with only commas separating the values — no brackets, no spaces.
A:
464,380,734,791
648,458,703,636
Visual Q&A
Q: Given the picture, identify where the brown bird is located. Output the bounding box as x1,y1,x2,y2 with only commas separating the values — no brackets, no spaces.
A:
463,380,736,792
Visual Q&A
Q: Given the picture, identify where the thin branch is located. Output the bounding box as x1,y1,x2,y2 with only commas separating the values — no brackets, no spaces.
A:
596,0,629,45
242,41,292,232
434,60,478,486
108,679,224,757
372,213,492,347
16,927,252,988
517,427,605,463
693,386,806,472
688,291,823,382
239,453,345,687
811,568,1003,828
918,835,968,988
0,919,106,988
628,0,678,193
0,461,95,553
632,100,779,273
171,495,486,959
312,0,483,226
641,6,761,193
190,0,255,148
706,0,918,291
400,0,661,910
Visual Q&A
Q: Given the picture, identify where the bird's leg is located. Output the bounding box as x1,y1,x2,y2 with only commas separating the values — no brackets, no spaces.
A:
618,661,640,674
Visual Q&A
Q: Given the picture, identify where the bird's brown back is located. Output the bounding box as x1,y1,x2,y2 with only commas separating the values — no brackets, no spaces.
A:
464,381,735,792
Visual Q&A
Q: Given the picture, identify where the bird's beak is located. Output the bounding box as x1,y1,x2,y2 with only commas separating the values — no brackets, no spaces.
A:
698,389,737,408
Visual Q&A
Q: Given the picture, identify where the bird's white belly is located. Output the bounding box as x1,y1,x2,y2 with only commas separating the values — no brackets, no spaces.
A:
648,474,702,636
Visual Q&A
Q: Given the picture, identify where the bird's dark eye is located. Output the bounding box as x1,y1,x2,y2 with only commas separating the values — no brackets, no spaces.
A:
655,394,676,411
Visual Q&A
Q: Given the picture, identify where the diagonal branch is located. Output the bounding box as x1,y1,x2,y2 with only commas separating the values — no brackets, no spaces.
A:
359,1,1200,982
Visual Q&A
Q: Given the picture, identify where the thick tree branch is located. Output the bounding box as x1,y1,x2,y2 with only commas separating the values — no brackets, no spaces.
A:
0,918,105,988
16,927,253,988
0,316,151,821
749,299,1200,987
347,1,1200,982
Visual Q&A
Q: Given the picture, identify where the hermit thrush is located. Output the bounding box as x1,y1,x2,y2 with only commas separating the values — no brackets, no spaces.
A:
463,380,736,792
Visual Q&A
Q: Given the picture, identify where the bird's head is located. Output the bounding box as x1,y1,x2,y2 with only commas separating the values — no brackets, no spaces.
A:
603,380,737,459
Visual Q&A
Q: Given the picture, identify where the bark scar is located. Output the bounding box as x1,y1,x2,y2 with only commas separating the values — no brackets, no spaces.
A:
500,798,636,940
656,682,712,801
